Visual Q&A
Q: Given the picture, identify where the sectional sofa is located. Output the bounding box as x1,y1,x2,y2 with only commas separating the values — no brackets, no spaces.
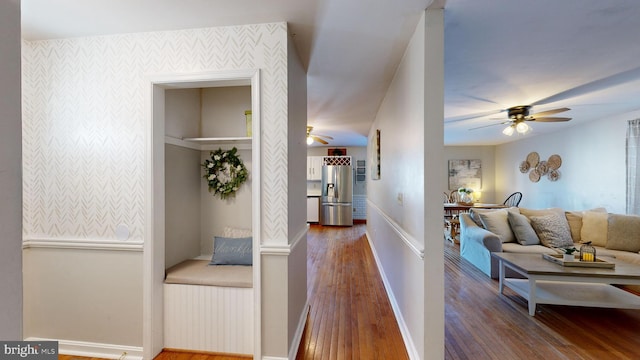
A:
459,206,640,282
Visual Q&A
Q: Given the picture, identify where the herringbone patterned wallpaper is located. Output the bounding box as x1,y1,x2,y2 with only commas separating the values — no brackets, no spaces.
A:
22,23,289,243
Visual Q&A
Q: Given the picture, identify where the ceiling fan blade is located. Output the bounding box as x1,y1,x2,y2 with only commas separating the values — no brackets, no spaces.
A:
469,122,509,131
532,66,640,106
532,117,572,122
312,136,328,144
530,107,570,118
315,134,334,140
445,109,506,123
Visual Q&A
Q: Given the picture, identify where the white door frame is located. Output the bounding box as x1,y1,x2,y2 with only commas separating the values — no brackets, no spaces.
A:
143,69,261,359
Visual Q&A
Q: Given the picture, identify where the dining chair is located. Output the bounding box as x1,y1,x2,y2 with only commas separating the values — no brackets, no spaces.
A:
503,191,523,207
445,190,463,243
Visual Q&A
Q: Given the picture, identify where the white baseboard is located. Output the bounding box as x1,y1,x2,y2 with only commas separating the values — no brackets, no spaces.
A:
25,337,143,360
287,302,310,360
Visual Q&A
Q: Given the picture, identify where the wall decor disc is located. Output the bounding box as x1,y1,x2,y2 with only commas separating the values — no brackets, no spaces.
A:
548,154,562,170
529,168,541,183
519,160,530,173
536,160,549,175
526,152,540,167
548,169,561,181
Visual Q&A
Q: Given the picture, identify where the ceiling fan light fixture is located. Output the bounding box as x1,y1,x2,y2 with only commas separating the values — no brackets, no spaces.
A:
516,121,531,134
306,136,314,145
502,125,515,136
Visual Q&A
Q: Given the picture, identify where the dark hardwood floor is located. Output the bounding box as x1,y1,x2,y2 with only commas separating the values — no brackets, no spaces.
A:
296,224,409,359
444,239,640,360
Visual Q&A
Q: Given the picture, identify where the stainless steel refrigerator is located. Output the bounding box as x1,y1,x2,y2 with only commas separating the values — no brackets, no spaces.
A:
320,165,353,226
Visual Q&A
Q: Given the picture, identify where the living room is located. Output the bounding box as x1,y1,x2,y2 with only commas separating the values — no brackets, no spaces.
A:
444,109,632,213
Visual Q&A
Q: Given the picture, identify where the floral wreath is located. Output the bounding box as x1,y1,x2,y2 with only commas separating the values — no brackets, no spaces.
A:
202,147,249,199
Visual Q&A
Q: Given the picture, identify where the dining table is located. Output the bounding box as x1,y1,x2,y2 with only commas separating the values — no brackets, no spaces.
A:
444,202,507,211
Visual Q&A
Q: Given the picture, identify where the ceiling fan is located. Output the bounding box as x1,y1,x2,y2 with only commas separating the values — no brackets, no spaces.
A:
306,126,334,145
470,105,571,136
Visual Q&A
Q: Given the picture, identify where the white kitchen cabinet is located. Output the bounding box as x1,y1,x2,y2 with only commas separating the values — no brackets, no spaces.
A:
307,156,323,181
307,196,320,223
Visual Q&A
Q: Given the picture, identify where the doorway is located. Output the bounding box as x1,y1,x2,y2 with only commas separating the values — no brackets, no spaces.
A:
143,70,261,359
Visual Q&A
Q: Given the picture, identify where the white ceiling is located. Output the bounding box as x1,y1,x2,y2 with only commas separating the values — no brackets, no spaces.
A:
444,0,640,145
20,0,640,147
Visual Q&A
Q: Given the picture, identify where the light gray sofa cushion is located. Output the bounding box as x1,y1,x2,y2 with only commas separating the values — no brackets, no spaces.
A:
478,209,516,243
507,211,540,245
606,214,640,253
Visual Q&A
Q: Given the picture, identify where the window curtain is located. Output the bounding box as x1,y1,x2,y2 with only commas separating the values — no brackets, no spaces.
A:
627,119,640,214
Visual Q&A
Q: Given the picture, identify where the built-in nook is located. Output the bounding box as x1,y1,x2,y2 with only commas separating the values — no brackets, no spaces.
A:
164,86,253,268
147,70,261,359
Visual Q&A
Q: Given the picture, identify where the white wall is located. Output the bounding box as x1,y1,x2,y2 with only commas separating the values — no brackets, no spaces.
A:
165,88,201,139
23,248,143,345
22,22,305,359
0,0,22,340
199,87,253,254
164,89,202,268
165,144,201,268
286,31,309,358
444,146,497,203
366,9,444,359
495,110,640,213
201,86,252,137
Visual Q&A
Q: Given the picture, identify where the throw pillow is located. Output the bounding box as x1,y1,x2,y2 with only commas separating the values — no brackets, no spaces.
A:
469,207,520,227
223,226,252,238
478,209,516,243
564,211,583,242
507,211,540,245
468,208,494,226
210,236,253,265
529,214,573,248
565,207,607,242
581,211,608,247
606,214,640,253
519,207,565,220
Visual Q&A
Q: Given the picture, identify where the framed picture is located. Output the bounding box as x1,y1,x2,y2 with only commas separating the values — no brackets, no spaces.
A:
370,129,380,180
328,148,347,156
448,159,482,190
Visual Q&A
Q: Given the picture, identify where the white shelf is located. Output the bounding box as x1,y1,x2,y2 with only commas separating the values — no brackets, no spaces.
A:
183,137,251,144
165,136,252,151
505,278,640,313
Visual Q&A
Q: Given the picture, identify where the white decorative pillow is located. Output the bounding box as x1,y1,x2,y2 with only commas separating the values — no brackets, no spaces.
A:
478,209,516,243
529,214,573,248
507,211,540,245
223,226,252,238
565,207,607,242
581,211,608,247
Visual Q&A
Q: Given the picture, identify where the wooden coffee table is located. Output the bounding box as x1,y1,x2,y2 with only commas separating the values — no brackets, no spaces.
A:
491,252,640,316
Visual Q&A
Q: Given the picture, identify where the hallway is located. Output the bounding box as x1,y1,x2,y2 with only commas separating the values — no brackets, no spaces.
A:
296,224,409,359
